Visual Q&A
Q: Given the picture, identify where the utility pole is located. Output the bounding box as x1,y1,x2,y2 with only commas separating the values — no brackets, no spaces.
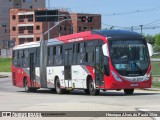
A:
48,0,50,39
131,26,133,31
140,25,143,34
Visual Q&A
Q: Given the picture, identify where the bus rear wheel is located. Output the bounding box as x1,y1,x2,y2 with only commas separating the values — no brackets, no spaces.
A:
89,79,100,96
55,77,65,94
24,78,37,92
124,89,134,95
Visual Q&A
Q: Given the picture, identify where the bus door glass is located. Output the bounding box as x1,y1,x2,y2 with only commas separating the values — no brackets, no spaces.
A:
95,46,104,86
64,49,72,80
30,52,36,87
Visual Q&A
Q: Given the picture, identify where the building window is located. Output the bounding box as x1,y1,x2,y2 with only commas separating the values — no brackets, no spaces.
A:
26,15,33,22
36,37,40,41
36,25,40,30
59,26,62,31
78,27,81,31
12,15,16,20
19,15,25,22
84,27,87,31
12,27,16,31
23,0,32,2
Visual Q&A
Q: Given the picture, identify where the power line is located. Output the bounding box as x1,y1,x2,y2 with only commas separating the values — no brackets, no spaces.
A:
102,7,160,16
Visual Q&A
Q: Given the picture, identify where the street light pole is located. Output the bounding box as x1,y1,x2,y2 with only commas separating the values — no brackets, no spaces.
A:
48,0,50,40
140,25,143,34
131,26,133,31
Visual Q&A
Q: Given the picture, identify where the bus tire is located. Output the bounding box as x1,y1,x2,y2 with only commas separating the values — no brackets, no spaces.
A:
55,77,65,94
24,78,37,92
124,89,134,95
65,90,70,94
24,78,31,92
50,89,56,93
84,89,90,94
89,79,100,96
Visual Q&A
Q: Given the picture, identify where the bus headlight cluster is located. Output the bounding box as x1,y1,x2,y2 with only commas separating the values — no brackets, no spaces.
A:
144,71,152,81
112,71,122,82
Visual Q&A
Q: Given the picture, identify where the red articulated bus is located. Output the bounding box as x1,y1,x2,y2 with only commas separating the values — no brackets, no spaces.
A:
12,30,152,95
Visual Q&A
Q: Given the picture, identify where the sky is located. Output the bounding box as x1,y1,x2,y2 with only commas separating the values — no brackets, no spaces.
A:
46,0,160,35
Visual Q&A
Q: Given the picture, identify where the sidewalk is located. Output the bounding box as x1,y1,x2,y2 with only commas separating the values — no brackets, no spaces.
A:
0,72,11,78
142,88,160,91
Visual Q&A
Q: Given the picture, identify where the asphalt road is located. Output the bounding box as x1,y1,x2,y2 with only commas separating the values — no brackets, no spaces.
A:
0,76,160,120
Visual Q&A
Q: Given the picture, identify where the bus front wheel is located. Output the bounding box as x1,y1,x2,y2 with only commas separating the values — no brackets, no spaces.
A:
124,89,134,95
89,79,100,96
55,77,65,94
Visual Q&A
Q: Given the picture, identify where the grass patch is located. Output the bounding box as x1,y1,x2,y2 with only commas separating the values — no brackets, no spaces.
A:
0,58,12,72
151,54,160,59
151,62,160,76
152,77,160,88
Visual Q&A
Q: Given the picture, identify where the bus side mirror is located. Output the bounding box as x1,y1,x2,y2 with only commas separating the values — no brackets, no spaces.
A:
147,43,154,57
102,44,109,57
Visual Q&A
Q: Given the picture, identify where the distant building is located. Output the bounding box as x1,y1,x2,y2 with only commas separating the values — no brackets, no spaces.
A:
10,8,101,46
0,0,45,41
71,13,101,33
0,0,45,58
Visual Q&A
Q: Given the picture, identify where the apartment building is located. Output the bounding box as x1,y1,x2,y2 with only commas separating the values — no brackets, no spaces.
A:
10,8,72,45
0,0,45,57
0,0,45,41
10,8,101,46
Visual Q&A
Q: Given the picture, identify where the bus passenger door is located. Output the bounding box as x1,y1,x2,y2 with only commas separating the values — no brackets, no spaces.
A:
30,53,36,87
64,49,72,88
95,46,104,87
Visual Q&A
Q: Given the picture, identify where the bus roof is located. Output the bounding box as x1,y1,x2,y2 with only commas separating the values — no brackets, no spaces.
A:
92,30,144,40
13,30,144,50
13,41,40,50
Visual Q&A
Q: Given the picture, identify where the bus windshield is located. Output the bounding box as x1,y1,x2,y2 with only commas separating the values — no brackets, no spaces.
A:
109,39,150,76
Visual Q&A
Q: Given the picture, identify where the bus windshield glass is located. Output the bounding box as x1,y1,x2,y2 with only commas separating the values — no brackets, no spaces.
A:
109,39,150,76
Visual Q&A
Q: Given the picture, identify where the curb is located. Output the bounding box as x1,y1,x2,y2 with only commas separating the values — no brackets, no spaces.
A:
0,75,8,78
141,88,160,91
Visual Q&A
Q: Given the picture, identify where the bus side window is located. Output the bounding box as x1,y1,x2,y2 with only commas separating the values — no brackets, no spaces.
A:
19,50,24,67
80,42,85,52
24,49,29,67
77,42,85,64
53,46,56,55
36,48,40,66
77,43,80,53
48,47,52,66
55,46,63,65
85,41,94,65
13,51,18,66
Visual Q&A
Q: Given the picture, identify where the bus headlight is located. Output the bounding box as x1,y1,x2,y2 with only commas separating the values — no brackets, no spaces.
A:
145,71,152,81
112,71,122,82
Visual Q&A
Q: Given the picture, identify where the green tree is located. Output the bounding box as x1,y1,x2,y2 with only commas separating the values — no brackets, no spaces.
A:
154,34,160,46
144,34,155,44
